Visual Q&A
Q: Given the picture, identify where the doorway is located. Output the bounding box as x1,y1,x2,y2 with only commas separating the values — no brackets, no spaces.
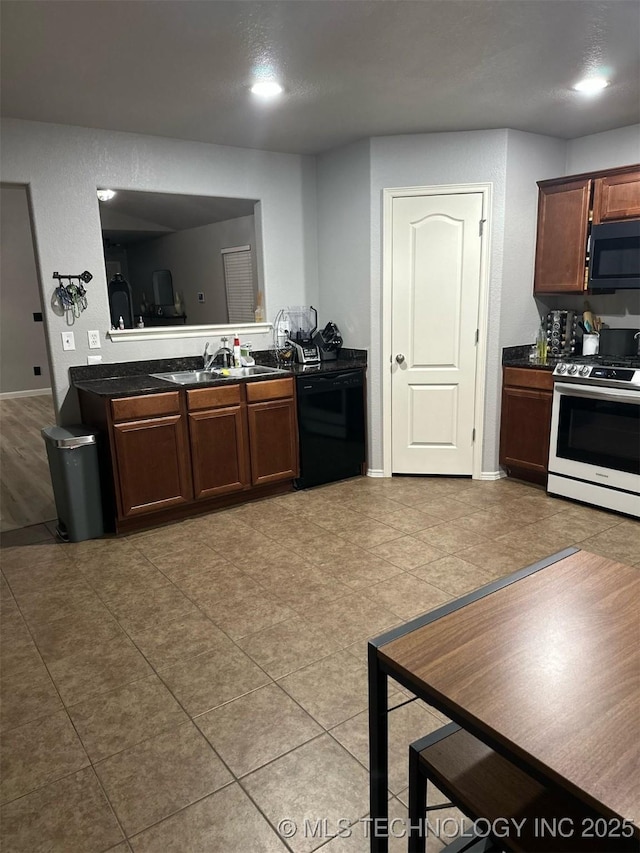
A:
382,184,491,478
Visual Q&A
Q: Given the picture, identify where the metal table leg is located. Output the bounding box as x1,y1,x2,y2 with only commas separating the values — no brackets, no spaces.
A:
368,641,389,853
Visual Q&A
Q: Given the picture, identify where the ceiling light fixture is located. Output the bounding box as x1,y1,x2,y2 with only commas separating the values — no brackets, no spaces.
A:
97,189,116,202
250,81,283,97
573,76,610,94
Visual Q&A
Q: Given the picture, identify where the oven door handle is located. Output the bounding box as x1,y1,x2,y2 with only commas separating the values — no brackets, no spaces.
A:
556,382,640,404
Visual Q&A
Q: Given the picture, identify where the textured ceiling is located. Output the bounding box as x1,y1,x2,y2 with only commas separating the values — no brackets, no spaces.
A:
1,0,639,155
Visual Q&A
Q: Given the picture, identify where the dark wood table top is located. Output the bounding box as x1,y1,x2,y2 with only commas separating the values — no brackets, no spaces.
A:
378,550,640,832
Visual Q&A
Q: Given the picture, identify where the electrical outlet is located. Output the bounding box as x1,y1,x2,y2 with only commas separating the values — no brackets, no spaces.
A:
87,330,101,349
61,332,75,351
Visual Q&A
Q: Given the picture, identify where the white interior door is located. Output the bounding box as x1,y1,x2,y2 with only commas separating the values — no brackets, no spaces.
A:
391,192,484,474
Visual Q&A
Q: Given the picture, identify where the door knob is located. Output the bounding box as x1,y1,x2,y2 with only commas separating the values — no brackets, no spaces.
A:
395,353,405,364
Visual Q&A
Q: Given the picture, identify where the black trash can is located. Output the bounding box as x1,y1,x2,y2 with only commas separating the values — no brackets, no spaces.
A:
42,426,104,542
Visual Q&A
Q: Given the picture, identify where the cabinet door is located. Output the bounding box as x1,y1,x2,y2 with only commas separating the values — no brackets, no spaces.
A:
534,179,591,293
188,405,250,499
247,398,298,486
499,386,553,478
113,415,192,517
592,171,640,224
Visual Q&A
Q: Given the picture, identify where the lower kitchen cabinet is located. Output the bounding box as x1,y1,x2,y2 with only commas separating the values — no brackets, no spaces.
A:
247,398,298,486
188,404,250,499
78,376,299,533
113,413,192,517
499,367,554,485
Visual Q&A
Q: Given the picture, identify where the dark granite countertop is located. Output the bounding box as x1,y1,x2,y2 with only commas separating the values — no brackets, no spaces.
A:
71,350,367,398
502,344,558,372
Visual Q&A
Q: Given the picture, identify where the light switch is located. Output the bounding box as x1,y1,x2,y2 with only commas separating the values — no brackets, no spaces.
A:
61,332,75,351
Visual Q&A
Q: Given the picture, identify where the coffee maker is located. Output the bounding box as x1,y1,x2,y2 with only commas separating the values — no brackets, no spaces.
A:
313,322,343,361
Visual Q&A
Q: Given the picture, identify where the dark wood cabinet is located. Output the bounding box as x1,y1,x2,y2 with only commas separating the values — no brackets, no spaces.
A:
187,385,250,499
78,376,300,533
592,170,640,224
533,164,640,295
499,367,553,485
112,413,192,516
247,398,298,486
533,178,591,294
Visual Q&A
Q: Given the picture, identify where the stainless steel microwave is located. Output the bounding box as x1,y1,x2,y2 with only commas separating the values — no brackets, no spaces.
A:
588,219,640,290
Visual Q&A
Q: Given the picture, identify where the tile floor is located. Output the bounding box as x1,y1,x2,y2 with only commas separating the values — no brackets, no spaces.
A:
1,475,638,852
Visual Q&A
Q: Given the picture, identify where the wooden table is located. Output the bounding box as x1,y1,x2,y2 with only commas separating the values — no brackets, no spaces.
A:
368,548,640,852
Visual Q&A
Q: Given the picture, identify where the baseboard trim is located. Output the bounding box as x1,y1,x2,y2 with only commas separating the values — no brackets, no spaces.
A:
0,387,52,400
367,469,386,478
478,470,506,481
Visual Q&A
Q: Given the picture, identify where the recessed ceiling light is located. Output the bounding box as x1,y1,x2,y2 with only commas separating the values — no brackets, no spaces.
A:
574,76,610,94
97,189,116,202
250,81,283,97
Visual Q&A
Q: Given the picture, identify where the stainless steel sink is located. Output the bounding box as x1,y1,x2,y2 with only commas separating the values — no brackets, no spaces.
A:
151,365,289,385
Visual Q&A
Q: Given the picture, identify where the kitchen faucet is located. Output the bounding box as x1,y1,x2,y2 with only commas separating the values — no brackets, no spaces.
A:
212,336,233,368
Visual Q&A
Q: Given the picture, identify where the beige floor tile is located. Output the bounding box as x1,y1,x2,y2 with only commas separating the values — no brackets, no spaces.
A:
123,610,227,669
1,558,79,598
331,701,444,794
378,507,444,534
128,524,208,561
344,519,404,549
237,617,343,680
107,583,198,629
29,610,125,664
0,662,62,731
68,674,188,763
148,541,227,579
412,497,473,520
325,552,404,591
367,536,446,571
0,766,123,852
66,535,139,561
297,593,400,647
0,541,70,570
449,508,525,538
159,642,270,716
13,580,107,628
278,649,372,729
414,521,488,554
495,523,575,562
47,633,153,706
198,589,296,640
407,555,494,597
95,722,231,837
243,734,370,853
197,683,322,777
0,710,89,803
257,568,351,611
338,495,407,521
578,522,640,565
129,783,287,852
454,540,532,578
80,555,169,596
366,573,452,620
300,504,369,534
0,615,43,678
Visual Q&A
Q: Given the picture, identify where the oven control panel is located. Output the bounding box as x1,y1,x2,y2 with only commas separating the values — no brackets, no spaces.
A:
554,362,640,387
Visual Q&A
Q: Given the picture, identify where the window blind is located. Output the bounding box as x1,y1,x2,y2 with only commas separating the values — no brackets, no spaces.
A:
222,245,254,324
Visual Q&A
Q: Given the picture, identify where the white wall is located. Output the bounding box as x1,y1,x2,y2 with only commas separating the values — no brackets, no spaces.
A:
127,215,258,325
0,118,318,423
565,124,640,174
316,139,372,347
0,184,51,394
368,130,509,474
501,131,566,347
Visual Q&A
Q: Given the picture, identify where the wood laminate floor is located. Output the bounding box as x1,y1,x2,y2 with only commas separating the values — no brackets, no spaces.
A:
0,394,56,531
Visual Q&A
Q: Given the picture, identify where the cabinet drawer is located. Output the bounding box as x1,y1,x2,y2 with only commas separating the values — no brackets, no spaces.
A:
187,384,242,411
503,367,554,392
111,392,180,422
246,377,294,403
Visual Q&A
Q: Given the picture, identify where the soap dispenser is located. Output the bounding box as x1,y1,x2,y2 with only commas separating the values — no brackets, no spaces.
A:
233,333,241,368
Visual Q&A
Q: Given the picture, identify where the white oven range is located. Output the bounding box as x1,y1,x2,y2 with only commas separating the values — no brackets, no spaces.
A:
548,357,640,518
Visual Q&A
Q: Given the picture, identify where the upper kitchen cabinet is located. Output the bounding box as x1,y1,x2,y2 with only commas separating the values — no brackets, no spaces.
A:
533,164,640,295
592,170,640,224
533,177,591,294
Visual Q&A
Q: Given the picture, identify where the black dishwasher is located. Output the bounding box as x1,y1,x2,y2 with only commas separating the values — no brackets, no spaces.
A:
295,370,366,489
